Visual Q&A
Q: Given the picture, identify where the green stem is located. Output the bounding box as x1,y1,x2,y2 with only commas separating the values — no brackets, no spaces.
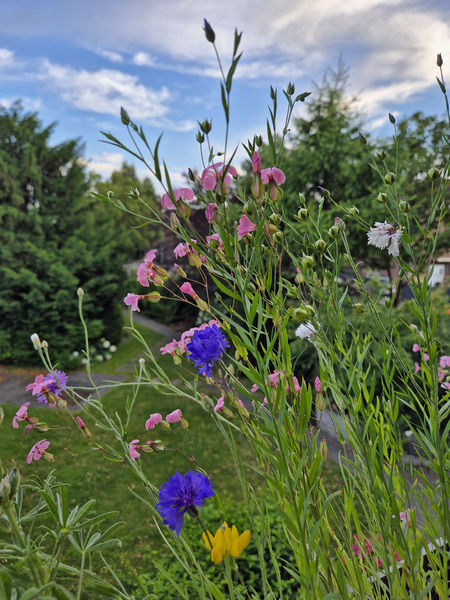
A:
76,550,86,600
224,555,235,600
3,500,43,586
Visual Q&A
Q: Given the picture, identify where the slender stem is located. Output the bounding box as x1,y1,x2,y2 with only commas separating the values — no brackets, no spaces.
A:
224,555,235,600
76,550,86,600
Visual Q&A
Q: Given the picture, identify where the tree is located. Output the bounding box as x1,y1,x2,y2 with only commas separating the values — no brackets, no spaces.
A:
92,162,160,258
0,102,128,365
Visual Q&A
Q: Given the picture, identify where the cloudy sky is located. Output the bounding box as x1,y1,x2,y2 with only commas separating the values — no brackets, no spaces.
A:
1,0,449,189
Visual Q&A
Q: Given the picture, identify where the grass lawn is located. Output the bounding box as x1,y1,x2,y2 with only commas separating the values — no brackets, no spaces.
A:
1,318,349,590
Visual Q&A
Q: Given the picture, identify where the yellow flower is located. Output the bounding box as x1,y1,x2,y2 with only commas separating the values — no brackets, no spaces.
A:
202,522,251,564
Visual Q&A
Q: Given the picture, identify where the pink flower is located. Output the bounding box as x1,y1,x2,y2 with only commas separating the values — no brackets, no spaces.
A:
129,439,141,461
174,243,188,258
252,151,261,173
206,233,224,250
136,249,159,287
27,440,51,464
440,355,450,368
26,374,55,397
160,340,179,356
441,382,450,391
423,353,429,362
76,416,86,429
13,402,30,428
251,384,259,392
414,362,421,374
161,188,195,211
261,167,286,202
124,293,147,312
412,343,420,352
268,370,283,387
145,413,163,430
180,282,197,298
214,397,225,413
201,162,237,192
205,203,218,224
237,399,245,409
314,377,322,394
166,409,182,423
237,215,257,238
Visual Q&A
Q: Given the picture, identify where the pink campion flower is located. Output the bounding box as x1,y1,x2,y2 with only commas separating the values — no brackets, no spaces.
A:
367,221,403,257
441,381,450,391
206,233,224,250
160,340,179,356
237,215,257,238
292,376,302,393
251,384,259,392
166,409,182,423
205,203,218,224
124,293,147,312
438,368,444,380
27,440,52,464
414,362,421,374
252,151,261,173
314,377,322,394
440,355,450,368
129,440,141,461
136,249,159,287
76,416,86,429
13,402,30,428
214,397,225,413
261,167,286,202
174,243,188,258
268,371,283,387
180,282,197,298
423,353,429,362
412,343,420,352
161,188,195,211
238,399,245,409
145,413,163,430
26,374,55,397
201,162,237,192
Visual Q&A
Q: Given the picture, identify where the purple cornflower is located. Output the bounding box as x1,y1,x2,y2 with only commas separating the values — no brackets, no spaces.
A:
186,324,229,378
156,471,215,536
37,370,68,404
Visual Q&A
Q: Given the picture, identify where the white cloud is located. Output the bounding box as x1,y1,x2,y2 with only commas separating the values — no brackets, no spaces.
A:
84,151,125,178
132,52,157,67
96,49,124,63
0,96,42,111
38,60,172,123
0,48,15,67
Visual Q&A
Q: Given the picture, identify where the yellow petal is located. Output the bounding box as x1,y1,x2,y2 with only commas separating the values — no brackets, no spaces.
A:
223,525,233,552
202,531,214,550
211,546,223,564
239,530,251,552
216,529,226,555
231,524,239,541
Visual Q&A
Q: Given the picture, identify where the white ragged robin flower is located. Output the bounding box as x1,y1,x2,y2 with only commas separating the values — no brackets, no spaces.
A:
295,322,316,340
367,221,403,257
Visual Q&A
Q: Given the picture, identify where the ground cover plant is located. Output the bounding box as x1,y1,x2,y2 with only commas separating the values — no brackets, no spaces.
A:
1,20,450,600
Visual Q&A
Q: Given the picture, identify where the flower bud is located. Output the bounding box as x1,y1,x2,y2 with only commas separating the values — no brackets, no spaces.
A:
348,207,360,217
302,255,315,269
77,287,84,298
196,131,205,144
42,340,48,349
293,304,315,322
269,212,281,226
328,225,340,239
315,239,327,254
286,284,299,298
196,297,209,312
399,200,410,213
427,167,441,180
377,192,388,204
148,291,161,303
243,201,253,216
358,132,367,144
389,113,396,124
286,82,295,96
120,107,131,125
295,270,304,284
319,439,328,459
297,208,309,221
437,53,443,67
180,417,189,429
7,468,20,499
30,333,42,350
384,172,397,185
255,135,263,147
377,149,387,160
270,86,276,100
353,303,365,314
318,187,331,199
316,392,326,412
0,477,11,505
199,119,212,135
273,231,283,244
203,19,215,43
169,212,180,230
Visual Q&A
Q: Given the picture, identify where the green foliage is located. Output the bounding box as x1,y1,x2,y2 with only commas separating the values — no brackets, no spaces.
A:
0,103,128,365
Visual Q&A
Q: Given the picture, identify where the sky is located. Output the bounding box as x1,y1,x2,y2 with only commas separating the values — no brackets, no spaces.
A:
1,0,450,191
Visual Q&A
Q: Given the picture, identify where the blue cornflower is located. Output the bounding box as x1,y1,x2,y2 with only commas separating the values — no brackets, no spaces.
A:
37,370,68,404
186,324,230,377
156,471,215,536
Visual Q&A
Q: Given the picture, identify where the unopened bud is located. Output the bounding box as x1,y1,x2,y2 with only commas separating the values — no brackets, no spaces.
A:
42,340,48,349
388,113,396,124
302,255,315,269
7,468,20,499
319,439,328,459
399,200,410,213
437,53,443,67
0,478,11,505
30,333,41,350
297,208,309,221
203,19,215,44
315,239,327,254
318,187,331,199
348,207,360,217
286,284,299,298
328,225,340,239
169,212,180,230
427,167,441,180
384,172,397,185
269,212,281,226
377,192,388,204
180,418,189,430
270,86,276,100
160,420,171,430
353,303,365,314
358,132,367,144
286,82,295,96
273,231,283,244
120,107,131,125
195,297,209,311
243,201,253,216
199,119,212,135
77,287,84,298
377,149,387,160
196,131,205,144
316,393,326,412
148,291,161,303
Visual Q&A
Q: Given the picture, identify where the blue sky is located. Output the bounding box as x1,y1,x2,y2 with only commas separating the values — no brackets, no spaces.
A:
1,0,450,191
